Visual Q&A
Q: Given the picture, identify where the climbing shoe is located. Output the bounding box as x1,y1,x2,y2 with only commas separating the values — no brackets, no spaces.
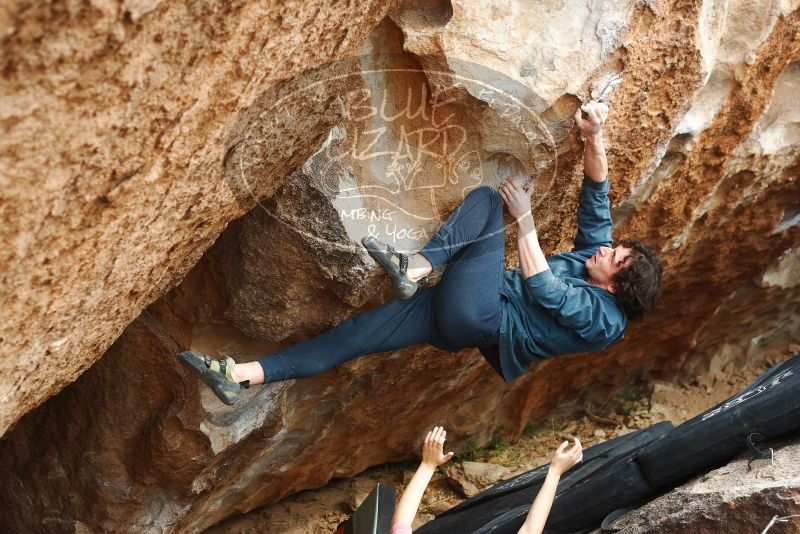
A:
361,236,421,299
178,351,250,406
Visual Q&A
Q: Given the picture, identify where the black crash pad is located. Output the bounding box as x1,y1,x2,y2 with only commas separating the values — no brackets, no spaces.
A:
417,422,673,534
637,354,800,489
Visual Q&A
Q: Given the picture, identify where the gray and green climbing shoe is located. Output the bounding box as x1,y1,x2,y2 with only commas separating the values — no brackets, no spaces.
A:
178,351,249,406
361,236,420,299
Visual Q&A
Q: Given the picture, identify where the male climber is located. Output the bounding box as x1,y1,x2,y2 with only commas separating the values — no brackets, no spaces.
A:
179,101,662,405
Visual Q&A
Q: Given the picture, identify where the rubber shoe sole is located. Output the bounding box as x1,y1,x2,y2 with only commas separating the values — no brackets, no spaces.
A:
178,351,242,406
361,236,418,299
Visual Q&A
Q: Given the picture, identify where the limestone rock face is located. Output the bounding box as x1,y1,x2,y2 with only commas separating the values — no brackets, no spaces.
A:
0,0,398,437
0,314,212,532
612,438,800,533
1,0,799,532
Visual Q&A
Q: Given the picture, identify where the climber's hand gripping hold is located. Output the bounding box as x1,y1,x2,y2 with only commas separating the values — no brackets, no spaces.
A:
499,178,533,221
574,100,608,139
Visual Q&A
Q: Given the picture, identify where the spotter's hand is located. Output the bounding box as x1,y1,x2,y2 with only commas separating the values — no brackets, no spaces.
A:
549,438,583,476
574,100,608,138
421,426,454,469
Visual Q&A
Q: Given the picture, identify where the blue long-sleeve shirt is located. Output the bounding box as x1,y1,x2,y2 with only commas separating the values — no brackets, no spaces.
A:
481,176,627,382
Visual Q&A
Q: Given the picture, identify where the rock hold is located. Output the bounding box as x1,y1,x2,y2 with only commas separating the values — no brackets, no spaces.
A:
443,462,512,498
612,438,800,533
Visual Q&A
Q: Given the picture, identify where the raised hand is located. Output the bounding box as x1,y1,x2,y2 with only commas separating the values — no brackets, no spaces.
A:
421,426,455,468
573,101,608,138
549,438,583,475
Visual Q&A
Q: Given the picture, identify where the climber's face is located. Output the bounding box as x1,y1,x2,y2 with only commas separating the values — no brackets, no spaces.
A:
586,245,633,294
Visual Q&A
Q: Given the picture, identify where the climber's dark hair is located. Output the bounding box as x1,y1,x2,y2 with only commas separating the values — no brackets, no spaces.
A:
613,239,662,322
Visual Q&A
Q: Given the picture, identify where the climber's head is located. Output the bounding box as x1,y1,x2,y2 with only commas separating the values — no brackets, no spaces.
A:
586,240,662,321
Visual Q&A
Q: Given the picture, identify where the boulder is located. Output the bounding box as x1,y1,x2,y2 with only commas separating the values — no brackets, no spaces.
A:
612,438,800,533
442,462,513,498
0,0,399,437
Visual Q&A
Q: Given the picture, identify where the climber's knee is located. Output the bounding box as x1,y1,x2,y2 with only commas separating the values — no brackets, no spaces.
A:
466,185,498,203
435,305,491,349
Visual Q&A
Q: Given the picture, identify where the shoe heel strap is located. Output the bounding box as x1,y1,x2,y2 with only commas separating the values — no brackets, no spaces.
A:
206,355,232,379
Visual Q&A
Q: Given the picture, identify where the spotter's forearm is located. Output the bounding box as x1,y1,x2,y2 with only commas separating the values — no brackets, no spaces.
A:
517,468,562,534
391,462,436,527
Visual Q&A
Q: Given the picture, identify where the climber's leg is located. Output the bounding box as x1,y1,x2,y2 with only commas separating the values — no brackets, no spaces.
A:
229,360,266,385
180,187,507,399
363,185,506,351
369,185,507,291
430,186,506,351
415,186,505,270
406,252,434,283
256,187,506,384
177,352,251,405
256,287,436,383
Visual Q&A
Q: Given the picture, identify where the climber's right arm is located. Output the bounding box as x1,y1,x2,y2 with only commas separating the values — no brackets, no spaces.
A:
573,101,608,183
572,102,612,250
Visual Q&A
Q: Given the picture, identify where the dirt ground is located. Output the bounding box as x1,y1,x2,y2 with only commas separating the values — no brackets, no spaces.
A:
206,348,797,533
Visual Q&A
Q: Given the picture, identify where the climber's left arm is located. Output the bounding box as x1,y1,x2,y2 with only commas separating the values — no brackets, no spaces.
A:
499,180,549,278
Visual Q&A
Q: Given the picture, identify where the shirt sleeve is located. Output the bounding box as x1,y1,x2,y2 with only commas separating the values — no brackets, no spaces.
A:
573,175,613,250
523,269,622,343
390,524,413,534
